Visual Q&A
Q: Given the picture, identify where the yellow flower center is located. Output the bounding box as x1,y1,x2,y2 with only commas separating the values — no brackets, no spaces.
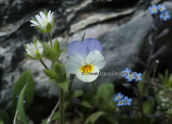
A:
42,19,48,25
80,65,93,75
129,75,132,79
135,76,138,79
120,101,123,104
125,100,128,103
160,7,163,10
163,14,166,17
34,51,39,54
153,8,156,11
117,96,120,99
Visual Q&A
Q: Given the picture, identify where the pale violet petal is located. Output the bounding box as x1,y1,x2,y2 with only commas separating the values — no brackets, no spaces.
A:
30,20,39,25
67,41,88,57
35,15,43,25
76,65,99,82
40,11,46,20
86,50,105,68
83,38,102,53
67,54,85,74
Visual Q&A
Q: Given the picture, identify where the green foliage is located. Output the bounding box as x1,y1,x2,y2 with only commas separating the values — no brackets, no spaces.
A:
43,42,67,62
95,83,117,114
138,72,148,94
158,69,172,91
0,110,10,124
53,39,60,56
143,100,155,115
56,79,69,92
71,90,84,98
84,111,118,124
0,120,3,124
16,84,28,123
81,100,91,108
46,23,52,33
41,112,60,124
43,69,57,79
12,70,35,117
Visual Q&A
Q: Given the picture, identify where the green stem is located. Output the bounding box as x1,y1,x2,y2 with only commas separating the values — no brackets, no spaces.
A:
48,33,53,47
59,87,64,124
40,59,48,69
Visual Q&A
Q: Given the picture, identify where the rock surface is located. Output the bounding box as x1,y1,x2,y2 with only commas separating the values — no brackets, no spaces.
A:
1,0,172,111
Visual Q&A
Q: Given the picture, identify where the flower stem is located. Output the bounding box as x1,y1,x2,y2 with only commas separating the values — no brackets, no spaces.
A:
59,87,64,124
40,59,48,69
48,33,53,47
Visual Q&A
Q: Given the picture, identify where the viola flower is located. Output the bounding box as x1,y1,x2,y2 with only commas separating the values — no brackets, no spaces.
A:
24,38,43,59
149,4,158,14
122,68,131,77
123,96,132,106
66,38,106,82
135,73,142,82
117,99,124,107
158,4,166,12
114,92,124,102
30,10,54,33
160,11,171,21
125,74,135,82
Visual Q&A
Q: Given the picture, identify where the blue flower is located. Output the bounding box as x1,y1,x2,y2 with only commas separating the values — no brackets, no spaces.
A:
158,4,166,12
135,73,142,81
122,68,131,77
114,92,124,102
125,74,135,82
149,4,158,14
123,96,132,106
117,99,124,106
160,11,171,21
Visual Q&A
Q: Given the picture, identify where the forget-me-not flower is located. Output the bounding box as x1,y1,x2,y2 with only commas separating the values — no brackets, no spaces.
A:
114,92,124,102
149,4,158,14
160,11,171,21
117,99,124,106
30,10,54,33
158,4,166,12
123,96,132,106
135,73,142,81
125,74,135,82
66,38,106,82
122,68,131,77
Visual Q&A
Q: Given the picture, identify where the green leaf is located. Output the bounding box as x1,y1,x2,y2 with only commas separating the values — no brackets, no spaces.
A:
42,43,54,61
53,39,60,55
46,23,52,33
0,110,10,124
81,100,91,108
97,83,114,99
35,26,47,33
143,100,155,115
84,111,118,124
71,90,83,98
41,112,60,124
0,119,4,124
16,84,28,123
12,70,35,117
56,79,69,92
55,49,67,60
43,69,57,79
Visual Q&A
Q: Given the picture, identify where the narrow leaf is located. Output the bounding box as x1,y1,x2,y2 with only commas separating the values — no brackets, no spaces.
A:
12,70,35,117
42,43,54,61
53,39,60,55
84,111,118,124
0,110,10,124
41,112,60,124
55,49,67,60
16,84,28,123
43,69,57,79
56,79,69,92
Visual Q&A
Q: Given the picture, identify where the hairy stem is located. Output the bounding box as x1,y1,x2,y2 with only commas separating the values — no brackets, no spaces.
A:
59,87,64,124
40,59,48,69
48,33,53,47
68,74,74,99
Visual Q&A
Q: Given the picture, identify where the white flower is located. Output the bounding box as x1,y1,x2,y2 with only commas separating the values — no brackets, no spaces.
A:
66,38,106,82
25,39,43,59
30,10,54,33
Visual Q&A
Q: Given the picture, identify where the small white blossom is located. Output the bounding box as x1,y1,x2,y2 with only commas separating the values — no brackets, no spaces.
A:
25,38,43,59
30,10,54,33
